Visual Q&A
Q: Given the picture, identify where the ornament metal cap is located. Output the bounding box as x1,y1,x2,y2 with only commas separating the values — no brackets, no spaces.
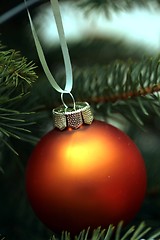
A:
53,102,94,130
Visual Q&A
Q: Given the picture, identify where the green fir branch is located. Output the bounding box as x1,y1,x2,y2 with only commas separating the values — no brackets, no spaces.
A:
50,222,160,240
72,55,160,127
0,45,37,93
0,107,38,153
78,0,160,16
0,44,38,153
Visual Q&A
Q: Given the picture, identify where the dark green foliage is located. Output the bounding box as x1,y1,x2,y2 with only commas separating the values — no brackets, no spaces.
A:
0,45,38,153
0,46,37,92
71,55,160,127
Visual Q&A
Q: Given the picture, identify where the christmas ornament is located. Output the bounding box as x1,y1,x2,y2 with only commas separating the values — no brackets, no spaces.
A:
26,102,147,235
25,0,146,235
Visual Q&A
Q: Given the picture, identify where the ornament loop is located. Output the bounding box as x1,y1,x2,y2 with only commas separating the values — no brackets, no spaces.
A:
61,92,76,110
53,102,94,130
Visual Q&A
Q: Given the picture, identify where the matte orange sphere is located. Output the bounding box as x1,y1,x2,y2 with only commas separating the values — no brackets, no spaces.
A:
26,120,147,235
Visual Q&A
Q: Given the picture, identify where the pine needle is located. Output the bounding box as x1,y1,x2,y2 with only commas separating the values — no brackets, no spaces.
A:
79,0,158,16
71,55,160,127
0,44,38,154
50,222,160,240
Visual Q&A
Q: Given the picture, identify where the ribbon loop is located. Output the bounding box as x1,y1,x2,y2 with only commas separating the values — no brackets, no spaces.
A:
61,92,76,110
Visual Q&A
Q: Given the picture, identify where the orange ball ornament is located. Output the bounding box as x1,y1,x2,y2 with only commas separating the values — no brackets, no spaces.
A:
26,104,146,235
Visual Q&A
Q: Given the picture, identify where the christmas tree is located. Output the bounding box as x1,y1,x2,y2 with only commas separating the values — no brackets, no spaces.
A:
1,0,160,239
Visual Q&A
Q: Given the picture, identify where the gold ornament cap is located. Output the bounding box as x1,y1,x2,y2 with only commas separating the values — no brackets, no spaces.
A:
53,102,93,130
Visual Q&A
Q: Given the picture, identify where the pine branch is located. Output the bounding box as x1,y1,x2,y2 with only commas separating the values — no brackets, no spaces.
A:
0,44,38,154
50,222,160,240
0,44,37,93
71,55,160,127
78,0,160,16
